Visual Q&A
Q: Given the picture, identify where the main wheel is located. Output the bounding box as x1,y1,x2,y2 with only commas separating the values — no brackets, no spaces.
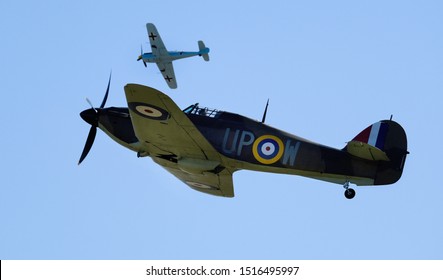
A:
344,188,356,199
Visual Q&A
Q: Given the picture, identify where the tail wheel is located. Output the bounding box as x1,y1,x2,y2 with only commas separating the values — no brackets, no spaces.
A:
344,188,356,199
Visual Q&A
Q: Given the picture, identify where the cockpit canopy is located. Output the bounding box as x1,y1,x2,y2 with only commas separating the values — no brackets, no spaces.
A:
183,103,223,118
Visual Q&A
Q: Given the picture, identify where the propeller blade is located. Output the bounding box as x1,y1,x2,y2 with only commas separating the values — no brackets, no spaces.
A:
139,45,147,67
137,45,142,61
78,125,97,165
100,72,111,109
86,98,97,113
79,74,111,164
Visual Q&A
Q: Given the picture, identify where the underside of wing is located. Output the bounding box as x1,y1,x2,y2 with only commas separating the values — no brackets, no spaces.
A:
146,23,167,56
154,157,234,197
124,83,235,197
156,62,177,89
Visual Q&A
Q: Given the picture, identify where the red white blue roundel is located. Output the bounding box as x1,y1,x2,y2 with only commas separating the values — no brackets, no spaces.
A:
128,102,169,121
252,135,284,164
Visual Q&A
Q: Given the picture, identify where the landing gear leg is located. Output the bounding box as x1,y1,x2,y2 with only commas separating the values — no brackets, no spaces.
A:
343,181,356,199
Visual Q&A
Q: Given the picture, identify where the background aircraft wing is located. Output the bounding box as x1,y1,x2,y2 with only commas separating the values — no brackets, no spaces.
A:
124,83,234,197
156,62,177,89
146,23,167,56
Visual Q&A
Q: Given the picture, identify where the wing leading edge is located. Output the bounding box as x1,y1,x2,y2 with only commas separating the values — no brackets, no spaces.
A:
124,83,234,197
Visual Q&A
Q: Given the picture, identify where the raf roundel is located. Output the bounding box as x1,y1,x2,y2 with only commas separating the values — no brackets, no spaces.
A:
252,135,284,164
128,102,169,121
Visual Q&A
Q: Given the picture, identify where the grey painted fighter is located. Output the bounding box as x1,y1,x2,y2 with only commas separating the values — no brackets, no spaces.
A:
79,80,408,199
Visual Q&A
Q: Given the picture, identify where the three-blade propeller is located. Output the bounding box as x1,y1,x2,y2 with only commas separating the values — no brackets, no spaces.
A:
137,45,147,67
78,74,111,165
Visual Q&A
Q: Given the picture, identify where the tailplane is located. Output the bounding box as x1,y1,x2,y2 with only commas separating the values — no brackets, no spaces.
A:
346,121,391,161
198,40,210,61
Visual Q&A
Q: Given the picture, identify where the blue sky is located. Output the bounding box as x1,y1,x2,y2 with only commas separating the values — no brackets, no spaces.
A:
1,0,442,259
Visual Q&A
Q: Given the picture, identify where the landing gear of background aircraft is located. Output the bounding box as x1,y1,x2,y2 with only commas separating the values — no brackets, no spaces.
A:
343,181,356,199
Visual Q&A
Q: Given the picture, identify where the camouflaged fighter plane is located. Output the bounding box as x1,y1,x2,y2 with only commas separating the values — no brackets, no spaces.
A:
137,23,210,89
79,79,408,199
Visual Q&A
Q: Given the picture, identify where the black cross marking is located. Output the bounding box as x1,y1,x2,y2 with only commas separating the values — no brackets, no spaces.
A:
149,32,157,41
165,76,173,82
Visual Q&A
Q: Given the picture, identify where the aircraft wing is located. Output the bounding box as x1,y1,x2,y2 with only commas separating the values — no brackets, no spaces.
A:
153,157,234,197
124,83,234,197
146,23,167,56
156,62,177,89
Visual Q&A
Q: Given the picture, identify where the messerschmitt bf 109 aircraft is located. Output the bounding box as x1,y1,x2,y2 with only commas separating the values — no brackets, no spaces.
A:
137,23,210,89
79,78,408,199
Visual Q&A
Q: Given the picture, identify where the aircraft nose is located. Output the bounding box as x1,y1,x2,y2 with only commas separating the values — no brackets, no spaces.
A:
80,108,98,126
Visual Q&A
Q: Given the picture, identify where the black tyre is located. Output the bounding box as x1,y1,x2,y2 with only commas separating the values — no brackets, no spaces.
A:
344,188,356,199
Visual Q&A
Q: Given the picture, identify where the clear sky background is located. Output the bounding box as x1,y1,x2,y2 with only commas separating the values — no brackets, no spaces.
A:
1,0,442,259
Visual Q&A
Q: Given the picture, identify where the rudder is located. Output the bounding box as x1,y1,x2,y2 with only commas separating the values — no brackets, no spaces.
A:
198,40,210,61
373,120,408,185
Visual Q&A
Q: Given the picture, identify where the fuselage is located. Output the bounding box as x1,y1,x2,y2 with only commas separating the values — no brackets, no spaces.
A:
140,49,209,63
184,107,379,186
90,104,405,187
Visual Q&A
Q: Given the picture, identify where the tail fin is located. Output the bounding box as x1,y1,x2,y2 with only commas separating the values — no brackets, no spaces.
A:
198,40,210,61
345,120,408,185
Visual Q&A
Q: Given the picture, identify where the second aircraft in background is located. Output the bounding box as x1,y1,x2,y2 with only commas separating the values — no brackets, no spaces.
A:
137,23,210,89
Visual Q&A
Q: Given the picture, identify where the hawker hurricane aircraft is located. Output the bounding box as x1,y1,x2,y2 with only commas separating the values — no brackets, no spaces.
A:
137,23,210,89
79,78,408,199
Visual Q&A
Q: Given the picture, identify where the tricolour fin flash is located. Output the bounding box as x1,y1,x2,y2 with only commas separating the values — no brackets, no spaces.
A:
352,121,388,151
345,121,390,161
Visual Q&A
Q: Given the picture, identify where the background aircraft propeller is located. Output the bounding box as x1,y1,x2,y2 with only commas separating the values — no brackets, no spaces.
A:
138,45,147,67
78,73,111,165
